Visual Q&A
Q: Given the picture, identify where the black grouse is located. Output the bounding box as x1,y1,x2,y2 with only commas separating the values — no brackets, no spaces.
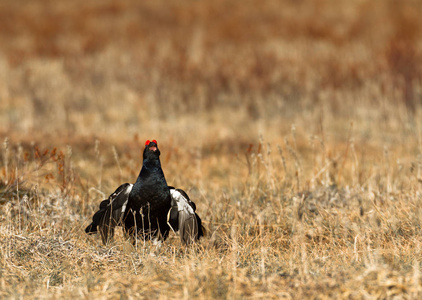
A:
85,139,204,244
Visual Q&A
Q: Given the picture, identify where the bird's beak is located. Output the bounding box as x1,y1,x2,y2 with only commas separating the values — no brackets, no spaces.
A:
150,146,157,152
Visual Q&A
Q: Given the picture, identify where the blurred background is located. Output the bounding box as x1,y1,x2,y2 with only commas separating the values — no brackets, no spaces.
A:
0,0,421,150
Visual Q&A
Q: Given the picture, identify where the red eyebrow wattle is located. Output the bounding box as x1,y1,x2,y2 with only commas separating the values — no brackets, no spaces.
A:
145,140,150,146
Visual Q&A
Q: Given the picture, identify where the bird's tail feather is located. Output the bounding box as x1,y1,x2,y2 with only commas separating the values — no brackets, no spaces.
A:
85,208,106,234
85,222,97,234
179,211,199,244
196,213,205,238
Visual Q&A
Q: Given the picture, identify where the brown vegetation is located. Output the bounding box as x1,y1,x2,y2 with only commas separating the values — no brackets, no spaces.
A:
1,0,422,298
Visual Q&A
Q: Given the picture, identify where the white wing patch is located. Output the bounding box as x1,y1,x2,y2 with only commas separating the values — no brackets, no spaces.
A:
121,184,133,214
170,189,195,214
169,188,199,244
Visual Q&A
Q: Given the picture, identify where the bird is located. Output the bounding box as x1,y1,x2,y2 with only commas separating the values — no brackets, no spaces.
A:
85,139,204,245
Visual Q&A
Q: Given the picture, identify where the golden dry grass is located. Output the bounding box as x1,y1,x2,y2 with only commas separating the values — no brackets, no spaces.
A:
1,0,422,299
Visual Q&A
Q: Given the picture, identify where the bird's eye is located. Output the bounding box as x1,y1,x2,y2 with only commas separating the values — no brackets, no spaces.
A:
152,140,157,144
145,140,150,146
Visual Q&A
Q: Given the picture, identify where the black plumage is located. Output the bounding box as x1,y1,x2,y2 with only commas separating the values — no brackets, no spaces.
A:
85,140,204,244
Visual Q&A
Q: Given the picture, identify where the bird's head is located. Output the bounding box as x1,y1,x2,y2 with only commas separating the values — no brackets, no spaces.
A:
143,139,160,159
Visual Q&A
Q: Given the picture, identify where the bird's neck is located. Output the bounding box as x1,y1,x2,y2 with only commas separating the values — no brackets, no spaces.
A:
132,158,167,191
142,156,162,170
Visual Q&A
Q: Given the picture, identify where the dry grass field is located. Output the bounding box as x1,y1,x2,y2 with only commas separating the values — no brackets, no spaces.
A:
1,0,422,298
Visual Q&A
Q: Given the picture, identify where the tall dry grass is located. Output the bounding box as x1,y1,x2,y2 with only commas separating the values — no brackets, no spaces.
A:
1,0,422,298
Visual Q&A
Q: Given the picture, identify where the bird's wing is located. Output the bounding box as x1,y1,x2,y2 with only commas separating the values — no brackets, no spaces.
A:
96,183,133,244
167,188,200,244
